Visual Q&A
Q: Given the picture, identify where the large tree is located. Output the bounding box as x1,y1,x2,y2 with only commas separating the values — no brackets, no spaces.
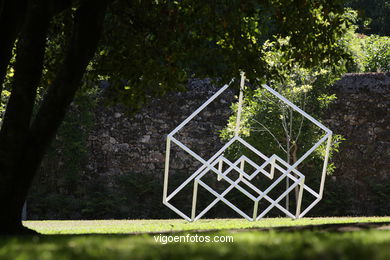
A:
0,0,352,234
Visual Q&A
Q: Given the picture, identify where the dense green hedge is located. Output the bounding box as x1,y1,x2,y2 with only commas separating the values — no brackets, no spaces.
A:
349,34,390,73
361,35,390,72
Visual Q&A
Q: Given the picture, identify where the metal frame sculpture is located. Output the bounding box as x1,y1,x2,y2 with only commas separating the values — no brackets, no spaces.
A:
163,73,332,221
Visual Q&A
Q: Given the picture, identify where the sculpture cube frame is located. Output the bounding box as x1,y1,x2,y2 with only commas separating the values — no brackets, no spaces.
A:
163,74,332,221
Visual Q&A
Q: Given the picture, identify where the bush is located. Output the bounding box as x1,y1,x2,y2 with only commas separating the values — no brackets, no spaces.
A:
361,35,390,72
346,34,390,73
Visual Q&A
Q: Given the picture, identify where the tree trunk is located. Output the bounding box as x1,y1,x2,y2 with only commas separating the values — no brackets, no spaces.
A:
292,144,299,203
0,0,29,100
285,137,290,213
0,0,108,235
0,0,4,14
0,0,49,235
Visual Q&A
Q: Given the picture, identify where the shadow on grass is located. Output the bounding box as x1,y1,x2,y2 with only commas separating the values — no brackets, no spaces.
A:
2,222,390,260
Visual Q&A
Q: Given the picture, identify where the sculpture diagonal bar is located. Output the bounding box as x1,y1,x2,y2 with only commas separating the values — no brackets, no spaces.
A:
163,74,333,221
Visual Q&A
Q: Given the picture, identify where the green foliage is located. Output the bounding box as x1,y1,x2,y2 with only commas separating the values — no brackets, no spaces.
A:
0,89,10,124
91,0,354,111
360,35,390,72
340,15,366,72
345,34,390,73
0,45,16,124
318,134,345,175
40,9,72,90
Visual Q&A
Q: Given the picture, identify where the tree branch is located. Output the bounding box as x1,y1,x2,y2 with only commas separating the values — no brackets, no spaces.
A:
293,91,307,144
252,118,287,154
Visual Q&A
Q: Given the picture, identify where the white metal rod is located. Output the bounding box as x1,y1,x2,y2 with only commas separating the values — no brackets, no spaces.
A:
166,136,238,201
164,201,192,221
256,171,291,200
241,155,260,169
198,179,252,221
166,162,206,202
217,158,223,181
251,156,277,179
195,156,229,181
193,155,279,220
261,84,332,134
270,156,276,179
239,158,245,179
169,80,234,137
187,154,256,201
220,156,262,183
299,198,322,218
241,172,302,209
163,137,171,202
236,136,269,161
303,184,320,198
290,133,330,170
272,154,305,180
189,156,256,215
295,179,305,218
194,177,242,221
253,201,259,221
235,72,245,136
191,180,199,221
237,155,272,180
255,166,304,202
319,135,332,197
257,183,298,219
240,177,297,219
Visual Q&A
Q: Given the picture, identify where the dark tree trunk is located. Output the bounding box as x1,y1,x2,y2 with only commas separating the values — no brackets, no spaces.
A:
0,0,4,14
0,0,49,235
0,0,108,235
0,0,71,99
0,0,29,101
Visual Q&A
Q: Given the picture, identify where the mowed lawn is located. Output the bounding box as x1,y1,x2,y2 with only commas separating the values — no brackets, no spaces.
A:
1,217,390,259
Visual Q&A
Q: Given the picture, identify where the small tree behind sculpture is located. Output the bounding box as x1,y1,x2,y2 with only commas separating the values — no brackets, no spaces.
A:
221,38,344,211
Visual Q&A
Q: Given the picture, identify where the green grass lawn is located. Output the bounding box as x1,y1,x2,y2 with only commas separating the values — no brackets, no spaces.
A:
1,217,390,260
22,217,390,234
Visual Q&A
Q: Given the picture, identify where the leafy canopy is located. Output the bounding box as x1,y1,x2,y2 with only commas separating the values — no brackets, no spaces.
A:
88,0,353,110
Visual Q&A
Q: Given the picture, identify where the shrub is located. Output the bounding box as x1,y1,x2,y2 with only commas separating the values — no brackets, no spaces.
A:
361,35,390,72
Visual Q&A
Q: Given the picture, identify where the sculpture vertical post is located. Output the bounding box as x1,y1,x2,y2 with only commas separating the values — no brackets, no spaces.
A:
235,72,245,137
237,72,245,180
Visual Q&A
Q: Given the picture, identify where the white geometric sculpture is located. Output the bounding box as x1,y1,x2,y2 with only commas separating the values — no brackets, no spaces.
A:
163,73,332,221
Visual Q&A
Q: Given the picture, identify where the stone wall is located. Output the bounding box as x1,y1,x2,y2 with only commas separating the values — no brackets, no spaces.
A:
322,72,390,215
87,78,235,181
29,73,390,219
